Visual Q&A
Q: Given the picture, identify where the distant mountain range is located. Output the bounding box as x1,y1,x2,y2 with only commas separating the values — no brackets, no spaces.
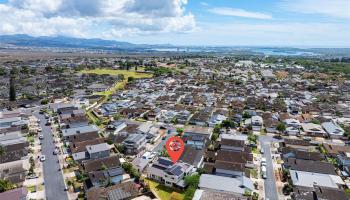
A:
0,34,161,51
1,34,350,57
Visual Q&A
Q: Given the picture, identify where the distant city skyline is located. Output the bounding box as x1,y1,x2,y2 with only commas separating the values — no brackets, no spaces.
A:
0,0,350,47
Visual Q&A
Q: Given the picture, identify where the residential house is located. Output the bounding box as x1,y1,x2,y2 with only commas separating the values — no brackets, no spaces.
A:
183,126,210,149
175,110,191,124
0,132,29,164
0,187,27,200
322,121,345,139
281,147,324,161
286,126,300,136
301,123,327,137
264,118,279,133
251,115,263,131
193,189,248,200
323,144,350,157
219,134,248,152
106,121,127,135
132,151,157,173
61,125,99,142
86,181,139,200
289,170,345,189
292,186,349,200
72,143,110,161
283,158,336,175
284,118,301,128
207,114,227,127
156,110,177,123
180,145,204,168
122,134,147,154
214,150,253,177
198,174,253,197
189,108,212,126
336,152,350,174
88,167,124,188
147,157,194,188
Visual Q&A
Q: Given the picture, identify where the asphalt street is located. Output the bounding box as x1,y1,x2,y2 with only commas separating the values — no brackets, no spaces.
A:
152,127,177,152
34,111,68,200
260,136,280,200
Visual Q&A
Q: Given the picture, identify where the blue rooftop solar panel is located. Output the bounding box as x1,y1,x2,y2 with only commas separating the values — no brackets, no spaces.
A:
169,165,183,176
158,158,173,166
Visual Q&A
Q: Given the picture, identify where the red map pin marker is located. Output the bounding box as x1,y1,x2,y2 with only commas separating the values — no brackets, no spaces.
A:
165,136,184,163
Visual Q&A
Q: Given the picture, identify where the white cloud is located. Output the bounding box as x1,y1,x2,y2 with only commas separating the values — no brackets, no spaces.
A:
280,0,350,19
208,7,272,19
200,2,209,6
0,0,196,39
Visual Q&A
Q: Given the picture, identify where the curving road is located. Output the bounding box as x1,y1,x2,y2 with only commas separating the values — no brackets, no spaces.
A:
34,111,68,200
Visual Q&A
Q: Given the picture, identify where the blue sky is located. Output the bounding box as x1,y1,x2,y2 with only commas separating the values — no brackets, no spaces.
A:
0,0,350,47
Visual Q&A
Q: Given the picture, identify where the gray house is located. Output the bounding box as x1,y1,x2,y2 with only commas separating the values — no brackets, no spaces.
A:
322,122,344,139
72,143,110,161
122,134,147,154
61,125,99,141
87,143,110,160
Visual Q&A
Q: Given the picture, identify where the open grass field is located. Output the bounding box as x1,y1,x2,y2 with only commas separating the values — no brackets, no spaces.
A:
80,68,152,96
146,179,185,200
80,68,151,78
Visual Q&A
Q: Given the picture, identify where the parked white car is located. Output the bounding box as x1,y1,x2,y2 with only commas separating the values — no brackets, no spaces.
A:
40,155,46,162
261,166,267,179
260,148,264,154
261,158,267,167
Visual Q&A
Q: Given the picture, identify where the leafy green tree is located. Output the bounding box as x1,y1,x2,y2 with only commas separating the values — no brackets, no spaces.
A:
184,186,196,200
242,111,251,119
311,119,321,124
252,192,259,200
20,66,30,74
221,119,235,129
41,99,49,105
160,147,169,157
248,133,258,144
122,162,140,178
113,114,121,121
211,132,219,141
0,67,6,76
176,128,184,135
127,76,135,82
184,174,200,200
282,183,293,195
277,122,286,132
184,174,200,187
95,120,102,126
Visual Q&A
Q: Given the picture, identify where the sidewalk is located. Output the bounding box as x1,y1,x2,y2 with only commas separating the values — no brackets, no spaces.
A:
23,128,46,200
52,123,79,200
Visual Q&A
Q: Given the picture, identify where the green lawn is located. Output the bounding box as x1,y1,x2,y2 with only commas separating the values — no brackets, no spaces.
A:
249,169,258,179
147,179,185,200
81,68,153,96
80,68,152,79
27,185,36,193
86,110,99,123
27,135,34,143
